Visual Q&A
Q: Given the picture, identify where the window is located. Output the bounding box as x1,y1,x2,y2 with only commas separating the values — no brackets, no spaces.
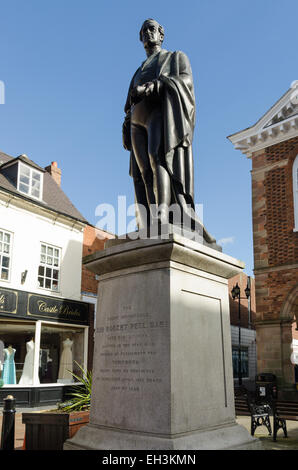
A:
0,229,12,281
0,319,87,387
293,155,298,231
232,347,249,379
18,162,43,200
38,243,60,291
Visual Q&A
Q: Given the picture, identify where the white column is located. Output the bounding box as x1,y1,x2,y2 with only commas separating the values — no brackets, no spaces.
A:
33,320,41,385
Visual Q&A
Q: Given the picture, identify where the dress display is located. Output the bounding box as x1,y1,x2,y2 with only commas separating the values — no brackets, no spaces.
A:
19,339,39,385
1,347,16,384
58,338,73,381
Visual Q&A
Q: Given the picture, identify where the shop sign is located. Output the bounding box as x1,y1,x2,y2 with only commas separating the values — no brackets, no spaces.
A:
27,294,89,323
0,288,17,314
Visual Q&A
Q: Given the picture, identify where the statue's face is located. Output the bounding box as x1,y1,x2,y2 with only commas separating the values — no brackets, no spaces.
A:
140,20,162,48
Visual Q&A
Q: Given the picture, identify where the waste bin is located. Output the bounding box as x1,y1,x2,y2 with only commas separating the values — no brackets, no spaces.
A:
255,373,278,400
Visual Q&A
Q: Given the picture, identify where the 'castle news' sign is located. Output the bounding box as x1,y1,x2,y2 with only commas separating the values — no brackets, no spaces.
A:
27,293,89,323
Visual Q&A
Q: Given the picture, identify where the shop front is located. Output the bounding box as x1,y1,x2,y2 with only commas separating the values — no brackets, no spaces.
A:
0,286,93,407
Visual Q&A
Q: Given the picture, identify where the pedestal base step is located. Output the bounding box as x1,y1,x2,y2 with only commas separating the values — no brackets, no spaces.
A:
64,422,262,450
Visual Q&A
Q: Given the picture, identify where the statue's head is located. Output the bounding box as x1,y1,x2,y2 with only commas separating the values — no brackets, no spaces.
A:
139,19,164,48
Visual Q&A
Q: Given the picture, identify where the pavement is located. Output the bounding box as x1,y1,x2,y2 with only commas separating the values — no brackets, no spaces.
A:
1,409,298,450
236,414,298,450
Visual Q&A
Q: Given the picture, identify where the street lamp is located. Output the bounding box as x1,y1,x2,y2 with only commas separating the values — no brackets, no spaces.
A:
231,281,251,387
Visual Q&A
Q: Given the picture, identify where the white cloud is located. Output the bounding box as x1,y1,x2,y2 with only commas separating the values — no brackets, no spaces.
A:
218,236,235,246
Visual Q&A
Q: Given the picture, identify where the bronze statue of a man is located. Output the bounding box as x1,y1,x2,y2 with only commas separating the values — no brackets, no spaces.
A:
123,18,216,245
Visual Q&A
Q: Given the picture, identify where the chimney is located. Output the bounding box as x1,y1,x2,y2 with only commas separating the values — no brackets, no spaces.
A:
45,161,61,186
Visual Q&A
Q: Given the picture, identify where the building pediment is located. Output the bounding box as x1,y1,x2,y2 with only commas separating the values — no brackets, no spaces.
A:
228,81,298,157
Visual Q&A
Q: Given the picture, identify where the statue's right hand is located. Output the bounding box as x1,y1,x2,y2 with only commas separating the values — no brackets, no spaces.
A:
130,85,146,102
136,85,147,96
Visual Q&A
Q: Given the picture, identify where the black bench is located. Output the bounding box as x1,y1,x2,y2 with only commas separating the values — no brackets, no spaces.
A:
235,387,298,441
272,408,288,442
246,394,272,437
269,400,298,441
245,393,288,441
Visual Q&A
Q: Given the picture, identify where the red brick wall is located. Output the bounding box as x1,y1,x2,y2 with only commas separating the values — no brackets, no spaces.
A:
251,137,298,324
81,225,114,294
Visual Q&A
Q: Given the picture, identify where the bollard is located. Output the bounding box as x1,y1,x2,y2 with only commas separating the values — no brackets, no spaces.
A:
0,395,16,450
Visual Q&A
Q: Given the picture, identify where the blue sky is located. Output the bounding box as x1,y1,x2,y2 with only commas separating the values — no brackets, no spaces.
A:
1,0,297,276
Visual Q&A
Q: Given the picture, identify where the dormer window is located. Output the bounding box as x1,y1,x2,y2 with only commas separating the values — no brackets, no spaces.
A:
18,162,43,200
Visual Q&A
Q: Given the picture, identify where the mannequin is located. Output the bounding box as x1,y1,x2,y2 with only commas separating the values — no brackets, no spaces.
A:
19,337,39,385
58,337,73,382
1,344,16,384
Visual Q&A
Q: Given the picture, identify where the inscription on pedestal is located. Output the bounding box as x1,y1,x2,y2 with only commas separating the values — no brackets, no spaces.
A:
96,310,167,394
91,292,171,433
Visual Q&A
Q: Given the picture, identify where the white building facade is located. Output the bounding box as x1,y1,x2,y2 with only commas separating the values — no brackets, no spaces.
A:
0,152,92,407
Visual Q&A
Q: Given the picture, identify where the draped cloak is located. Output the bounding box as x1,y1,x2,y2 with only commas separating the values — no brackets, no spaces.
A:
124,49,196,212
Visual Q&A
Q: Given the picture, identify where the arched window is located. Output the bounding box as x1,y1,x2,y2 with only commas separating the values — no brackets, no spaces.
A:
293,155,298,231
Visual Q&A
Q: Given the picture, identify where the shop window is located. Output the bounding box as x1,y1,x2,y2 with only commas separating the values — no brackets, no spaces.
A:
0,321,37,385
293,155,298,231
38,243,60,291
0,229,12,281
17,162,43,200
40,323,85,384
0,320,87,386
232,347,249,379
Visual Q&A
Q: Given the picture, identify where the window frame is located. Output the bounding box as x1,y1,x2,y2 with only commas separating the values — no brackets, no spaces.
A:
17,162,43,201
38,242,61,292
0,228,13,282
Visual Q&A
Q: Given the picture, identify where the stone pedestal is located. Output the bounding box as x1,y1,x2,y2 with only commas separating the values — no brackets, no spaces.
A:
64,233,261,450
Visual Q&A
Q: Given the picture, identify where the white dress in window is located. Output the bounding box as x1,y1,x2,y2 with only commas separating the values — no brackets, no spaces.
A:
19,340,39,385
58,338,73,381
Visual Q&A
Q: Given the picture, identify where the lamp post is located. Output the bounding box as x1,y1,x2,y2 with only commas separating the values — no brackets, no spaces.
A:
231,280,251,387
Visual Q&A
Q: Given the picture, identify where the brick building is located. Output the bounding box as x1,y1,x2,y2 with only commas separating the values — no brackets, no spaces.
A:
228,81,298,398
81,224,114,310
